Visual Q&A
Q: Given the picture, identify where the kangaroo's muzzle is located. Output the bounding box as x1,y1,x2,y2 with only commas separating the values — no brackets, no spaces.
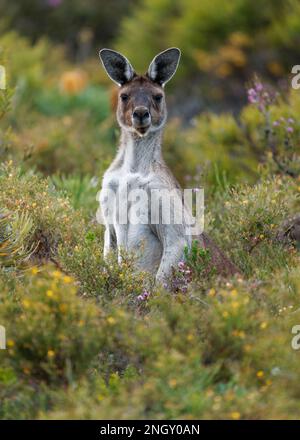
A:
132,106,151,133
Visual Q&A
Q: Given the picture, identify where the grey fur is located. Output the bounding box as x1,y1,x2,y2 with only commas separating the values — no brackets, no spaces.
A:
99,48,194,284
99,49,135,86
148,48,181,86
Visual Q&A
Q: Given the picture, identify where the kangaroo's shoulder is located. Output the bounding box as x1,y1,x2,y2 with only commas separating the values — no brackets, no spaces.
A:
152,160,181,190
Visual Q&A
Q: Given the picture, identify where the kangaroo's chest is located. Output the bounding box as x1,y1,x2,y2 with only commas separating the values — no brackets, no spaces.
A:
100,167,162,272
102,168,152,211
102,167,151,194
101,167,156,227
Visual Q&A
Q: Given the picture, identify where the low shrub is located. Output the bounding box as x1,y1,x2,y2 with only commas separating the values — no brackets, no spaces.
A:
0,163,86,260
0,266,101,385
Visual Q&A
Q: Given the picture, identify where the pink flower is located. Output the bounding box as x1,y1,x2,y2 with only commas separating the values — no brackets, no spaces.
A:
273,120,279,127
255,82,263,92
178,261,185,270
137,290,150,302
247,88,258,104
247,79,276,112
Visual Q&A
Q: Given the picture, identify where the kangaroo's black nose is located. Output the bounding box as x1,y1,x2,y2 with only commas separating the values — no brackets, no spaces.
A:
133,107,150,124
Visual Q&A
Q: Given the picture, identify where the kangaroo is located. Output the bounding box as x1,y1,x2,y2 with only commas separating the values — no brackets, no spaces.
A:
98,48,238,284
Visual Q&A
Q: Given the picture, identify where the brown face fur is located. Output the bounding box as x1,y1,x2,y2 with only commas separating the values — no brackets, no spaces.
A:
117,76,167,136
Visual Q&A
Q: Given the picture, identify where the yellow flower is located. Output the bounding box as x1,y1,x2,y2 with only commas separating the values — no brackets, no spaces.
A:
63,275,73,284
52,270,62,279
230,411,241,420
60,70,88,95
232,330,245,339
260,322,268,330
231,301,240,310
7,339,14,347
31,267,38,275
222,311,229,318
22,299,30,308
187,333,194,341
47,350,55,358
59,304,68,313
256,370,264,378
46,290,54,298
230,289,238,297
208,288,216,297
107,316,116,325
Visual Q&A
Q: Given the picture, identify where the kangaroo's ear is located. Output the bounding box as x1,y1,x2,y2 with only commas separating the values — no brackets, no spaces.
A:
99,49,135,86
147,48,181,86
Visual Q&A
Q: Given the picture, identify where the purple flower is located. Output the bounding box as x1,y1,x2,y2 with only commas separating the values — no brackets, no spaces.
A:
288,118,295,124
273,120,280,127
247,88,258,104
255,82,263,92
171,261,193,293
137,290,150,302
286,126,294,133
178,261,185,270
247,79,276,112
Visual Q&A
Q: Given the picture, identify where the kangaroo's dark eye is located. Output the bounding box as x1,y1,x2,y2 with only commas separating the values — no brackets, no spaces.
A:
120,93,129,102
153,94,163,103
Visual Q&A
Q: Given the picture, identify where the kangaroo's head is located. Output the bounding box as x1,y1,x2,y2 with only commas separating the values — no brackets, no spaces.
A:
99,48,180,137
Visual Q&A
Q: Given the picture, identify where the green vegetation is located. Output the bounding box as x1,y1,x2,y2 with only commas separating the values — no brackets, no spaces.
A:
1,1,300,420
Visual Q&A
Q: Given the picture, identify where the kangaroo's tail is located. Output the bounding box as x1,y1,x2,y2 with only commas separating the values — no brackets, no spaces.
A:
197,232,241,277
